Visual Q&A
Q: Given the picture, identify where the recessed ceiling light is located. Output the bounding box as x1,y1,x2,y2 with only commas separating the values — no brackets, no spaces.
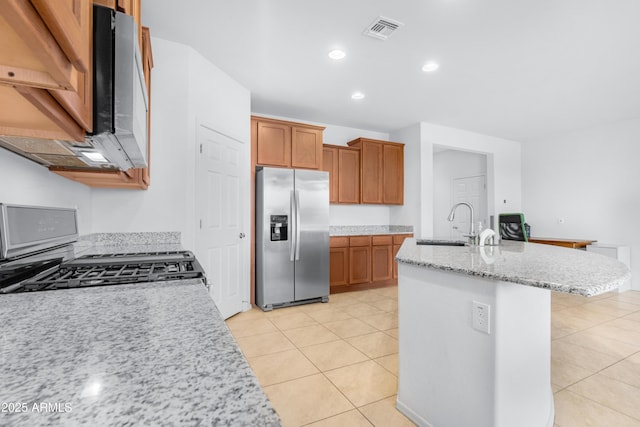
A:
351,92,365,100
422,61,439,72
328,49,346,60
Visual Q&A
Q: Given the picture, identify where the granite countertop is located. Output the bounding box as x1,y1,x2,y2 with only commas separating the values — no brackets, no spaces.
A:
330,225,413,236
396,238,630,296
0,233,280,427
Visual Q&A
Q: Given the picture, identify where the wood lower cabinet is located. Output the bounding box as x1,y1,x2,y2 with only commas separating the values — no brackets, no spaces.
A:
347,138,404,205
329,233,412,292
329,237,349,288
348,236,371,285
252,116,324,170
372,235,393,282
322,144,360,204
393,234,413,279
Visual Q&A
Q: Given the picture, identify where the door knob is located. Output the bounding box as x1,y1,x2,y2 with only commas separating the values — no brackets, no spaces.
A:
239,233,246,239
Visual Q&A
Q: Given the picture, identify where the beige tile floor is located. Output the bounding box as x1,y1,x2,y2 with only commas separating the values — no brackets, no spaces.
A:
227,288,640,427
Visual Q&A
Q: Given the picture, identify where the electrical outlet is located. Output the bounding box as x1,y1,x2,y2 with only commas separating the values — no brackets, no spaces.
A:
472,301,491,334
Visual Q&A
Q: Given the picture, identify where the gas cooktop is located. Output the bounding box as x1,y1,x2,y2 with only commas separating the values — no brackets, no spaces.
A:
1,251,206,294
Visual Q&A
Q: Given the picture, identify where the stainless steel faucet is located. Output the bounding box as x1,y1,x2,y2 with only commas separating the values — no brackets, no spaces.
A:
447,202,477,244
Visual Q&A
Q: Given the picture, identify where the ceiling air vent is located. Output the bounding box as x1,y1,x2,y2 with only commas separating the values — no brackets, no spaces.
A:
363,16,404,40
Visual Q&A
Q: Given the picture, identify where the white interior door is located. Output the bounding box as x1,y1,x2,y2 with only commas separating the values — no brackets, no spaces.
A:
196,124,248,319
451,175,487,240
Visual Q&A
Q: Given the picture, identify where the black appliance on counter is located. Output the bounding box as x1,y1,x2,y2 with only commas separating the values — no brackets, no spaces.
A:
0,204,205,294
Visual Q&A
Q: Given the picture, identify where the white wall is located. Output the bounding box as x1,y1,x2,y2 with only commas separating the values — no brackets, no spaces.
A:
391,122,522,238
90,38,191,242
0,149,92,233
89,38,250,251
433,150,487,238
522,118,640,290
389,123,424,235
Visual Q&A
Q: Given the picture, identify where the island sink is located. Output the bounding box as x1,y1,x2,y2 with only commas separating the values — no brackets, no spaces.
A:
415,239,466,246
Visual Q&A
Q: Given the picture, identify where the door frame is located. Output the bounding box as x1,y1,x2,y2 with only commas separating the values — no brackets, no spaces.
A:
450,174,488,240
194,121,251,314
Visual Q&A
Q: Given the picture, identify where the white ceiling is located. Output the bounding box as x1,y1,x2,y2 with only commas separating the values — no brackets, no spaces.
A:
142,0,640,142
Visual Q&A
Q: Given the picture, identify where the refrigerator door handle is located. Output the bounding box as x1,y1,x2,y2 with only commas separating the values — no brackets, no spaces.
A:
295,190,301,261
290,189,296,262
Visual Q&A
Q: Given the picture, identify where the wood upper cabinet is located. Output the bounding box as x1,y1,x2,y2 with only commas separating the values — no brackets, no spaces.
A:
383,143,404,204
322,146,339,203
338,147,360,204
347,138,404,205
322,144,360,204
359,141,383,203
0,0,92,141
292,126,322,169
253,116,324,170
256,120,291,167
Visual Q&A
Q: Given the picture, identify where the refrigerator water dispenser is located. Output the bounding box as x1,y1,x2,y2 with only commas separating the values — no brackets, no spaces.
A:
270,215,288,241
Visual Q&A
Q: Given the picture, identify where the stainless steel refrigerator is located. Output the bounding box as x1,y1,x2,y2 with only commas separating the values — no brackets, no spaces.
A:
256,167,329,311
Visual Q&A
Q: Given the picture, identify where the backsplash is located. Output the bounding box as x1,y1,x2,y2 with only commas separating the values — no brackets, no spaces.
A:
330,225,413,236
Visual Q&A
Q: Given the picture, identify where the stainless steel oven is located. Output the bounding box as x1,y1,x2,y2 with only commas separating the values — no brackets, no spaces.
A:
0,204,205,294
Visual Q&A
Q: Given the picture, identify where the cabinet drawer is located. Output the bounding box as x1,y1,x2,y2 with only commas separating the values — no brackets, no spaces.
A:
393,234,413,244
372,235,393,246
349,236,371,247
330,236,349,247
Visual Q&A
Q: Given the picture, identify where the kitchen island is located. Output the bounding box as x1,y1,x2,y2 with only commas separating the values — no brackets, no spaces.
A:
0,234,279,427
395,239,630,427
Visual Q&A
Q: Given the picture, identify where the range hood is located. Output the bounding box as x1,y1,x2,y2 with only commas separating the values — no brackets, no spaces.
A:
0,5,147,171
89,4,149,170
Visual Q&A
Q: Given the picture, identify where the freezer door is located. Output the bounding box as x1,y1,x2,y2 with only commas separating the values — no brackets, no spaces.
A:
294,169,330,301
256,168,294,308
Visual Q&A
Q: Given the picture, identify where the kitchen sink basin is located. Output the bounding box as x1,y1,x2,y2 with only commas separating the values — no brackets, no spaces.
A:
416,239,466,246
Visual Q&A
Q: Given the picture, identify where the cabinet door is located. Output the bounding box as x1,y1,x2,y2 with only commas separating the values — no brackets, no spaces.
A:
11,0,92,131
349,246,371,284
322,146,338,203
372,244,393,282
1,0,82,90
329,247,349,287
392,234,412,279
1,0,92,139
256,121,291,167
31,0,91,73
383,144,404,204
338,148,360,204
361,142,383,204
292,126,322,169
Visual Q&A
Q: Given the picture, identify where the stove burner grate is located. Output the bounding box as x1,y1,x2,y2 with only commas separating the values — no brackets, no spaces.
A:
5,251,206,293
